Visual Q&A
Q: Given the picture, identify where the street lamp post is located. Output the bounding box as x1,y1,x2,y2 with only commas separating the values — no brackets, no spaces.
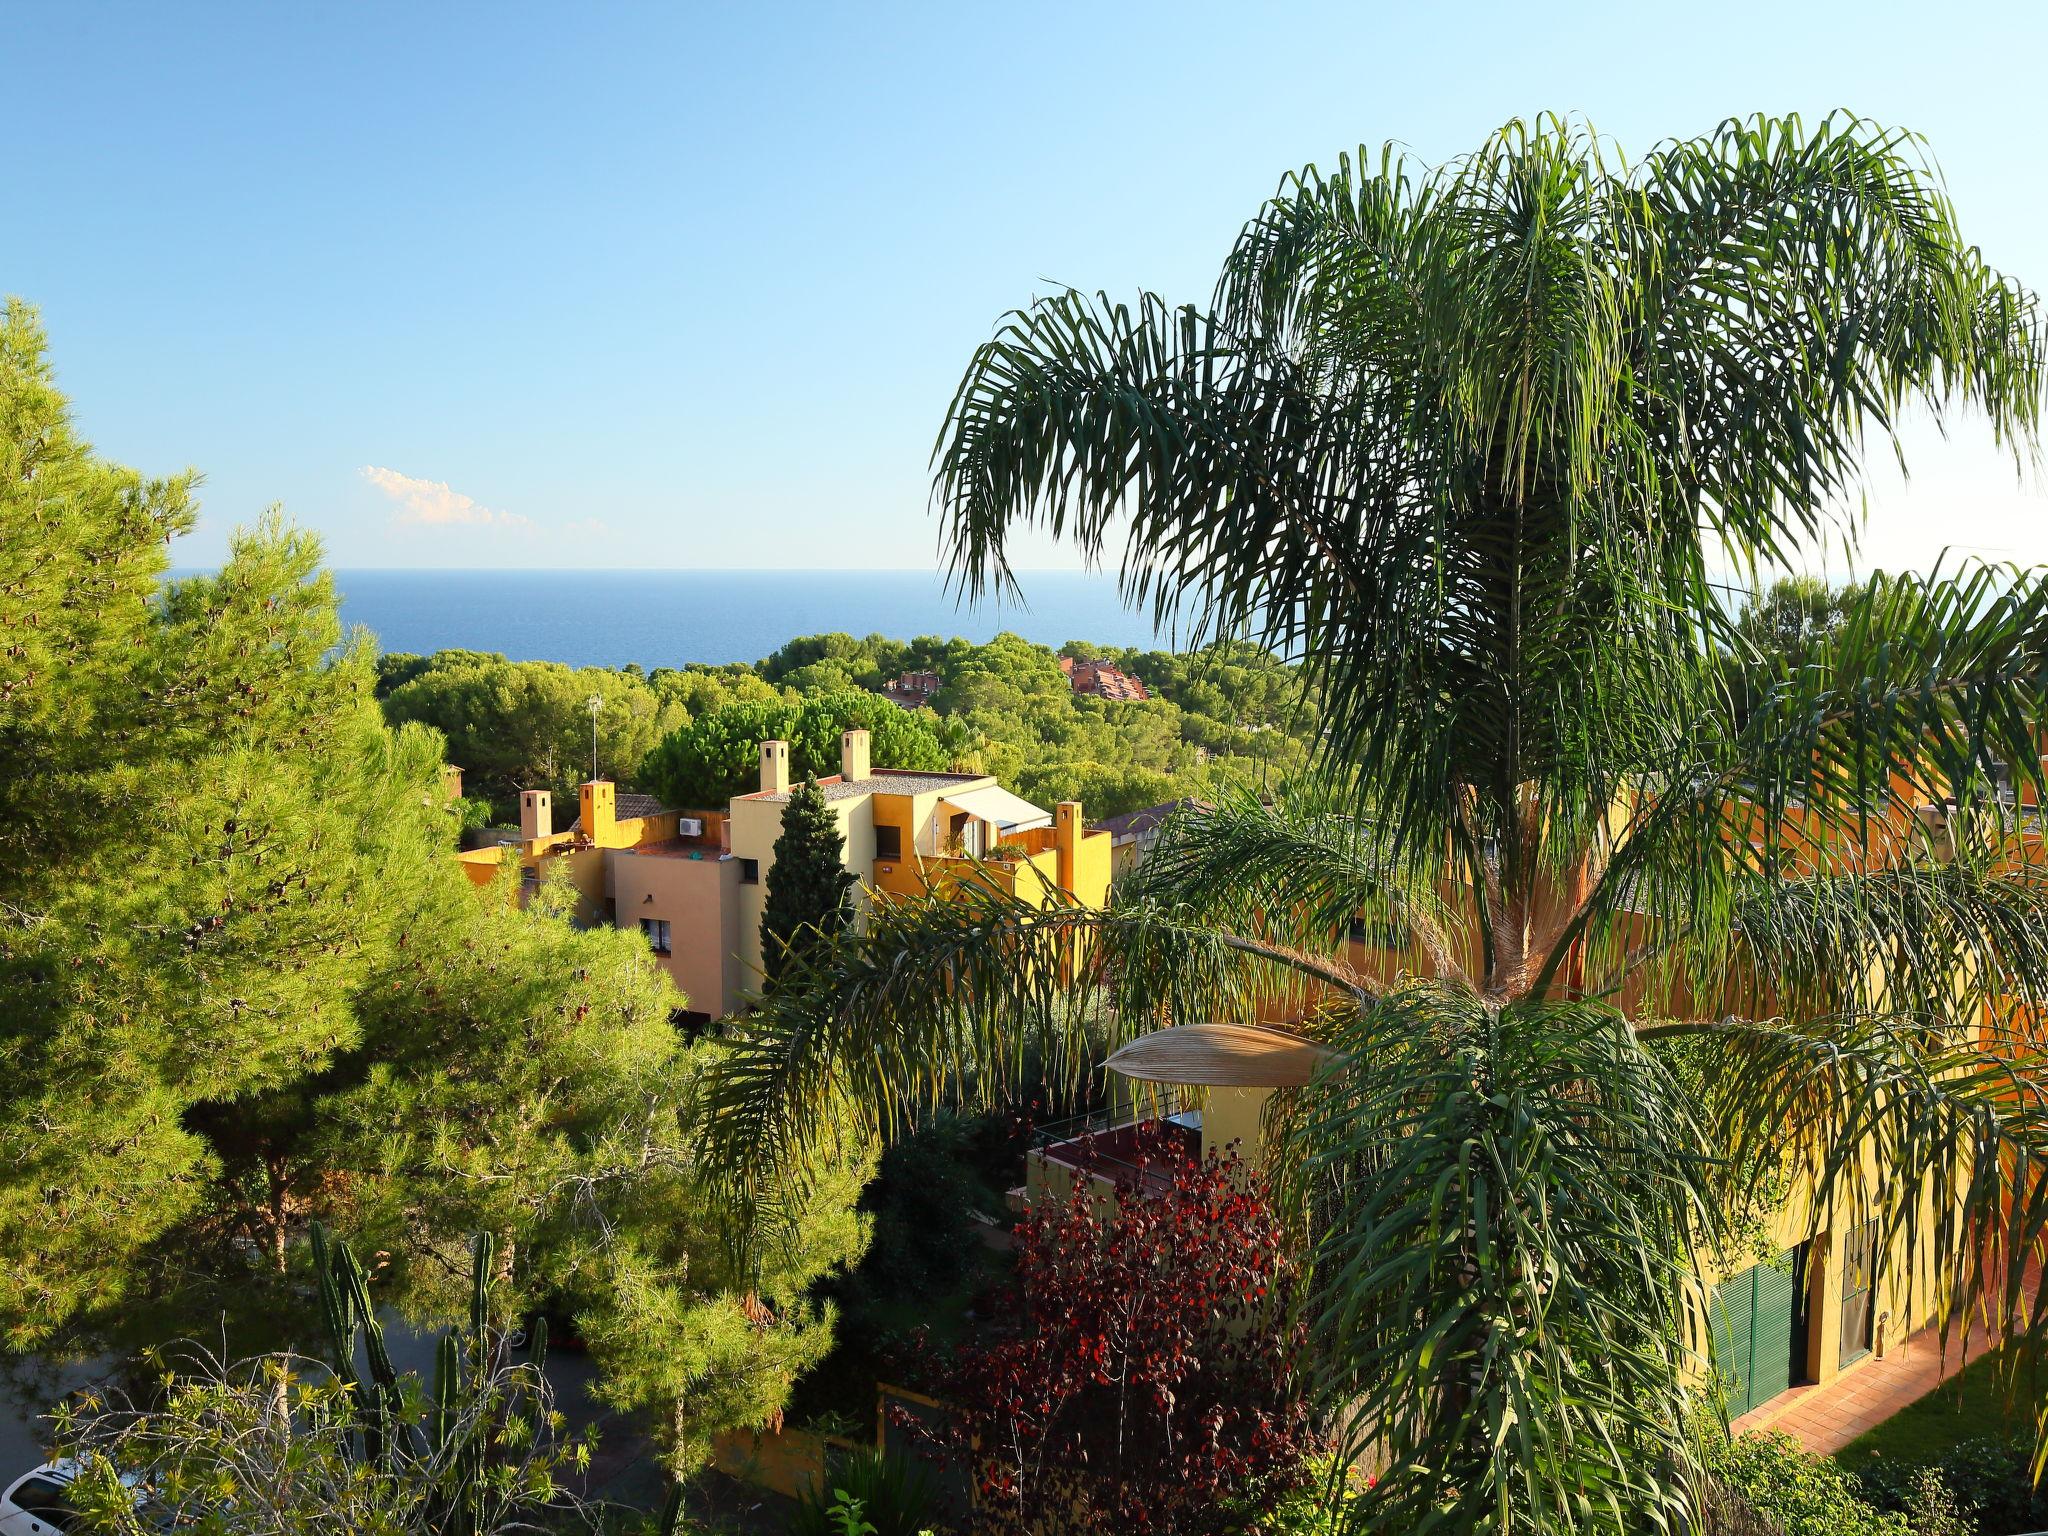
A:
586,694,602,782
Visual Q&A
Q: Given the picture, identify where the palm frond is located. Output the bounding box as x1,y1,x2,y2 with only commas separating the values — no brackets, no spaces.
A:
1631,114,2044,568
1122,787,1465,984
699,880,1372,1244
1273,988,1716,1535
1643,1013,2048,1475
1548,565,2048,1002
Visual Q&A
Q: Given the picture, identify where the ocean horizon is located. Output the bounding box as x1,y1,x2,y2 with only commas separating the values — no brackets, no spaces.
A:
173,568,1188,669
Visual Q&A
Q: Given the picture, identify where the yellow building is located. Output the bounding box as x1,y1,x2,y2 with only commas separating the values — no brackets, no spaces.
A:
455,779,744,1025
1017,776,2028,1426
728,729,1112,980
455,727,1112,1022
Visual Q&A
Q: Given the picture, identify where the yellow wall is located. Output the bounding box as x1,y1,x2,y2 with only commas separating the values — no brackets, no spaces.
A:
728,784,879,985
455,847,504,888
611,844,745,1017
1201,1087,1269,1165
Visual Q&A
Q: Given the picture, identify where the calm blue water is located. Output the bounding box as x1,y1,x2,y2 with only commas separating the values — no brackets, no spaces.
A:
300,569,1180,668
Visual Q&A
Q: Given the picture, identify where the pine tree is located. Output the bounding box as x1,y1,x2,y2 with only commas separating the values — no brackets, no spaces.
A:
758,774,856,984
0,300,453,1343
0,307,872,1470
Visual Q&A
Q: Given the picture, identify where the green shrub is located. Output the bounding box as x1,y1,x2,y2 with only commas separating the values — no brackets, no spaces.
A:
1707,1431,1910,1536
1855,1433,2048,1536
790,1449,936,1536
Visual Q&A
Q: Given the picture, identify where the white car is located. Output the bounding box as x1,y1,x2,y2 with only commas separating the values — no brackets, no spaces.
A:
0,1462,81,1535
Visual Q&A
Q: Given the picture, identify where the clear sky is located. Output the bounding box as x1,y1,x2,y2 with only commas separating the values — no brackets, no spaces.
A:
6,1,2044,572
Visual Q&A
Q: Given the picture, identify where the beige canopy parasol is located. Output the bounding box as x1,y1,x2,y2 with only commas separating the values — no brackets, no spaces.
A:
1102,1022,1337,1089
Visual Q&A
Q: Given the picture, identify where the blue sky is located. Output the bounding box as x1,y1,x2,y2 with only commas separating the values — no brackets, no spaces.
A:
6,1,2044,571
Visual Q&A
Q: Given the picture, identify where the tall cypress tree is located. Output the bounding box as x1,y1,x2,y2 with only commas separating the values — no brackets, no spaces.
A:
759,775,856,984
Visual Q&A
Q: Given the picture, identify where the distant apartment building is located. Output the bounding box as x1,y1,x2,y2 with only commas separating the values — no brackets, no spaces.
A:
456,780,744,1025
880,669,942,708
1060,655,1150,702
455,728,1111,1020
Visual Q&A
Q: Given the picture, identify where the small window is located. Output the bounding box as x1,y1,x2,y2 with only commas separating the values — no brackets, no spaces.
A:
738,858,759,885
1347,915,1406,950
640,918,672,955
12,1478,78,1530
874,825,902,860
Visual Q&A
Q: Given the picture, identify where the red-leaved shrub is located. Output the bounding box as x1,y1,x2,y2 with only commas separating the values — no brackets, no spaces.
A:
914,1140,1320,1535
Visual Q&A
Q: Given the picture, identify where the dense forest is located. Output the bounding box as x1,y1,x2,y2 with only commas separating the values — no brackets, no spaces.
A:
376,630,1321,822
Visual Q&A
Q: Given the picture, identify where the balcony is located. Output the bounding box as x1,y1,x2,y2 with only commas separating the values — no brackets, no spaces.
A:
1014,1092,1199,1207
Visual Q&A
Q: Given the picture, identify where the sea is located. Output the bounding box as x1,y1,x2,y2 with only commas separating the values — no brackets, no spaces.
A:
297,569,1184,669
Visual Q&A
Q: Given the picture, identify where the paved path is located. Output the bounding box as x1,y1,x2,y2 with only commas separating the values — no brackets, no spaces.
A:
1731,1313,2001,1454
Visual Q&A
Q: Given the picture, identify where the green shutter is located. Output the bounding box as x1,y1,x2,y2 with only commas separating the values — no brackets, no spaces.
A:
1710,1269,1758,1417
1710,1249,1800,1417
1749,1251,1798,1404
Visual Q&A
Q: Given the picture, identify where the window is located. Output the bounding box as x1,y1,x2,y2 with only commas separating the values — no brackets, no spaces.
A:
738,858,759,885
1347,915,1407,950
874,824,902,860
1839,1220,1878,1365
11,1477,78,1530
640,918,671,955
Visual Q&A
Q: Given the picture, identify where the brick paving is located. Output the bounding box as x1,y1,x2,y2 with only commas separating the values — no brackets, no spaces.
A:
1730,1314,2001,1454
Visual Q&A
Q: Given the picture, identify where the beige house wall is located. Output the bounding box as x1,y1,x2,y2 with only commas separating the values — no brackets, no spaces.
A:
729,789,879,984
611,846,744,1018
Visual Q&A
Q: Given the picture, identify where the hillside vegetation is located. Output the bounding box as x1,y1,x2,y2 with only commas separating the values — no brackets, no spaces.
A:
377,631,1319,820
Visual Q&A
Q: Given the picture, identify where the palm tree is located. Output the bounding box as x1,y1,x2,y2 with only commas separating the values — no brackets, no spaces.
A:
704,114,2048,1533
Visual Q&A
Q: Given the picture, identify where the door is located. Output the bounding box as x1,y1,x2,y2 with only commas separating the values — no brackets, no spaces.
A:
1710,1246,1807,1417
1839,1221,1878,1367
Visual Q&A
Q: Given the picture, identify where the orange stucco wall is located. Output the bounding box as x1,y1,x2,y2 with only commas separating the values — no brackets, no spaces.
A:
612,844,745,1017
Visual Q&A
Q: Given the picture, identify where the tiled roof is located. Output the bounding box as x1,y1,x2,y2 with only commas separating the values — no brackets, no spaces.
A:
743,771,987,804
565,792,674,832
1067,660,1151,702
1091,799,1210,841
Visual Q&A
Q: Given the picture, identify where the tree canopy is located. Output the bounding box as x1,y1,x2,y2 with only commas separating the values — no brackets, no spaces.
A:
380,629,1318,824
0,300,868,1468
641,687,950,807
378,651,781,818
703,112,2048,1535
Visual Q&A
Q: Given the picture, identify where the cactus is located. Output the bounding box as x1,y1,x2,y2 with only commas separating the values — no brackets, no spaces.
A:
431,1331,459,1455
655,1483,686,1536
469,1231,493,1345
309,1223,541,1535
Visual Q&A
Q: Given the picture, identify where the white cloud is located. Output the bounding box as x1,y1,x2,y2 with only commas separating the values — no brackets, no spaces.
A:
564,517,613,538
360,466,533,530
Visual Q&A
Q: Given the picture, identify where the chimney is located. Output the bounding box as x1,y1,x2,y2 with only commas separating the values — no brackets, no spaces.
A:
519,789,552,842
760,739,791,796
1056,801,1081,892
840,728,871,784
580,780,617,847
441,764,464,802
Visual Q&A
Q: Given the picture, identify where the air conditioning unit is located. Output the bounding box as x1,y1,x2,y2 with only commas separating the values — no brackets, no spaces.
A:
676,816,704,838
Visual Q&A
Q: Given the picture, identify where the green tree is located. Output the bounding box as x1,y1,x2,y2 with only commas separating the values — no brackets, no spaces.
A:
759,776,858,984
643,688,949,807
701,114,2048,1535
0,299,457,1346
1013,759,1183,819
381,654,688,816
322,857,871,1471
1733,576,1857,657
0,304,870,1467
